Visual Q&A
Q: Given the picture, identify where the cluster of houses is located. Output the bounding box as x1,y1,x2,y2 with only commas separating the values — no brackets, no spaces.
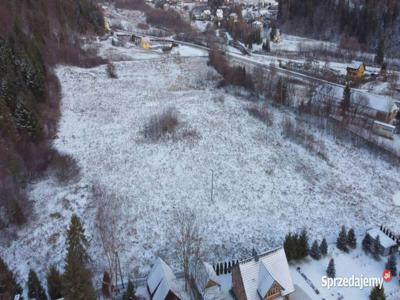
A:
146,247,295,300
143,224,400,300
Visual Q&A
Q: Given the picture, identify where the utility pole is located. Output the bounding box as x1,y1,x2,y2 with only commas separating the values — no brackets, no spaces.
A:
210,169,214,203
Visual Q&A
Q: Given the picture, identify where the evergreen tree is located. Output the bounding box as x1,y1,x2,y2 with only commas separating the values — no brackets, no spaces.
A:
262,39,271,52
215,263,219,275
385,254,397,277
372,235,381,261
62,214,96,300
284,233,296,261
320,238,328,256
369,285,386,300
341,85,351,116
102,271,111,298
362,233,372,254
299,229,309,258
336,226,348,252
347,228,357,249
326,258,336,278
310,240,321,260
375,38,385,66
0,257,22,298
47,266,63,300
123,280,135,300
28,269,48,300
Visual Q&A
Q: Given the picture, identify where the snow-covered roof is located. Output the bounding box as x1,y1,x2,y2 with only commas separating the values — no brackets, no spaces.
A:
316,85,399,114
190,259,220,294
367,228,398,249
147,258,176,295
257,262,275,298
238,248,295,300
348,61,364,70
152,276,181,300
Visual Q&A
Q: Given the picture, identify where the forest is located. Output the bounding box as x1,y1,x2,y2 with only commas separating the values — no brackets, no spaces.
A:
278,0,400,57
0,0,104,228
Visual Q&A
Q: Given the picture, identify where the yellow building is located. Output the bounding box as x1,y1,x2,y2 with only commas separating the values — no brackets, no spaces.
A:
346,61,366,80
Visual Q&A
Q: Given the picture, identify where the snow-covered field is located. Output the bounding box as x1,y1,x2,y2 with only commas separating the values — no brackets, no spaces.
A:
291,242,400,299
2,41,400,296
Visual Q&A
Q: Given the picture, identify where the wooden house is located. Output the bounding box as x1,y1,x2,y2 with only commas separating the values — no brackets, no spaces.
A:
367,227,398,256
232,248,294,300
189,259,222,300
147,258,181,300
346,61,366,80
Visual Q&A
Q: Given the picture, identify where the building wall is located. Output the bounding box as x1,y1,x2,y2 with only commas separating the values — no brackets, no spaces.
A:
232,265,247,300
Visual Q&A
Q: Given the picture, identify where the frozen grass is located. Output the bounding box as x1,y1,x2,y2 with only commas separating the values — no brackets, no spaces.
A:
2,50,400,292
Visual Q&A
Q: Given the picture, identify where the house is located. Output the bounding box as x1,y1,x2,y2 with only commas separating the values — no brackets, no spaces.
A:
232,248,295,300
367,227,398,256
372,120,396,139
315,85,399,123
147,258,181,300
189,259,222,300
346,61,366,80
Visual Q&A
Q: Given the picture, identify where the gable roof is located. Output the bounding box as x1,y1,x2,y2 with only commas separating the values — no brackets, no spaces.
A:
152,276,181,300
147,258,176,295
367,228,398,248
257,262,275,298
190,259,220,294
238,248,295,300
347,61,364,70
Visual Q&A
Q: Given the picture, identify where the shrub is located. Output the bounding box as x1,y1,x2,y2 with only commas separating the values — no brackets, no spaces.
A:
247,105,274,126
51,153,80,183
143,108,179,141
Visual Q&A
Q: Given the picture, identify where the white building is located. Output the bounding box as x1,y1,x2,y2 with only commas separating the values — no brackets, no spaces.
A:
147,258,181,300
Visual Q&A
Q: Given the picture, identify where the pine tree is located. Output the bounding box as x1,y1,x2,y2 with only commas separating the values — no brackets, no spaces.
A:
347,228,357,249
369,285,386,300
28,269,48,300
102,271,111,298
299,229,309,259
310,240,321,260
215,263,220,275
326,258,336,278
341,85,351,116
62,214,96,300
0,257,22,298
375,38,385,66
362,233,372,254
336,226,348,252
372,235,381,261
320,238,328,256
123,280,135,300
385,254,397,277
47,266,63,300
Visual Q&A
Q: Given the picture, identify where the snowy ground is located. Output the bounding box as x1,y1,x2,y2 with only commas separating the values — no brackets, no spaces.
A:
291,242,400,300
2,40,400,296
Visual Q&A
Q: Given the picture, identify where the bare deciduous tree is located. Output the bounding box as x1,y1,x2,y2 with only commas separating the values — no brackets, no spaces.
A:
93,184,125,293
170,206,204,291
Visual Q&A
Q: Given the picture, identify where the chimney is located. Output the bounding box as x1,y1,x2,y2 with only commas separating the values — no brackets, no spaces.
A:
252,248,259,262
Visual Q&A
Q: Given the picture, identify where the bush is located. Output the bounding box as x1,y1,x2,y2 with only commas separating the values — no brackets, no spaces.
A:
143,108,179,141
51,153,80,183
247,105,274,126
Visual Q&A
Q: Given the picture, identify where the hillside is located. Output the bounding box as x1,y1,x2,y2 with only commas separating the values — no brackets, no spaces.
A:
2,40,399,286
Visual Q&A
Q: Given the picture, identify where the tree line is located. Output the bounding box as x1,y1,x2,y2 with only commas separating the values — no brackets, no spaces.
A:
278,0,400,56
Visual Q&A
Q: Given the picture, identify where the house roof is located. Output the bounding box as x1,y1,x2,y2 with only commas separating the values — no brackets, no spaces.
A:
367,228,398,248
152,277,181,300
238,248,295,300
348,61,364,70
190,259,220,294
316,85,399,114
147,258,176,295
257,262,275,298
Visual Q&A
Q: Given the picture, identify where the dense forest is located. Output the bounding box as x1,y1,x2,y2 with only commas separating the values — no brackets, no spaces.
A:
278,0,400,57
0,1,104,228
